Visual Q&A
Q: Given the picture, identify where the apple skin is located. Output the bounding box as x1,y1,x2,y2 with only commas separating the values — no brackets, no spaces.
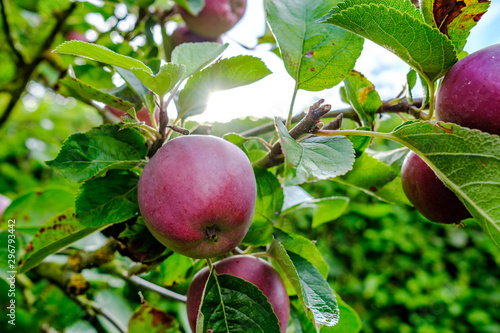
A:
435,43,500,136
106,106,158,127
177,0,247,39
137,135,257,259
171,26,222,48
186,255,290,333
401,151,471,224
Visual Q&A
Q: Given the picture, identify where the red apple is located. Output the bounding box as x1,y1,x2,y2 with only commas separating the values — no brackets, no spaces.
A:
137,135,257,258
435,43,500,135
177,0,247,39
186,255,290,332
401,151,471,224
171,26,222,48
106,106,158,127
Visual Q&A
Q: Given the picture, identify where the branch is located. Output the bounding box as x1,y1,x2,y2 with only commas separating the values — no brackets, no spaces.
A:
0,2,77,129
240,98,423,138
254,99,332,169
0,0,24,65
71,295,128,333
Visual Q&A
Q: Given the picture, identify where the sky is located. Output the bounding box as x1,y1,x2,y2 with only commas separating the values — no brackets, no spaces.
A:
192,0,500,123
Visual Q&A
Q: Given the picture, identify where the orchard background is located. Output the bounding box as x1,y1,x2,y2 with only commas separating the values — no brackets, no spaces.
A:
1,0,500,332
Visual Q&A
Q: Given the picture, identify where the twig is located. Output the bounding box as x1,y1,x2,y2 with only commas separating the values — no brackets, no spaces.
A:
0,0,24,65
0,2,77,129
71,295,128,333
254,99,332,169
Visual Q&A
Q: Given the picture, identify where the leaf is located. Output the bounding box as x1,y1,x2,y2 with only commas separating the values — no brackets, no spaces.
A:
385,121,500,246
282,196,350,229
115,67,157,117
171,42,228,79
131,63,186,96
370,147,409,174
46,124,148,183
199,272,281,333
336,153,411,205
269,239,339,329
157,253,193,286
321,0,458,82
58,75,135,112
54,41,152,73
19,209,103,273
275,120,355,186
173,0,205,15
265,0,364,91
343,71,382,128
129,301,180,333
321,298,362,333
177,56,272,119
75,170,140,228
242,167,282,247
273,228,330,278
1,187,74,233
432,0,491,52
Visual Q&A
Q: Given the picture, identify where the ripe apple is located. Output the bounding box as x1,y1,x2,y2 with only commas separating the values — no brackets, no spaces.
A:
401,151,471,224
177,0,247,39
186,255,290,332
171,26,222,48
106,106,158,127
137,135,257,259
435,43,500,135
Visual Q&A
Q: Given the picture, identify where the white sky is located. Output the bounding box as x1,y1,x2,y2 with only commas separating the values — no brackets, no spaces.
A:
193,0,500,123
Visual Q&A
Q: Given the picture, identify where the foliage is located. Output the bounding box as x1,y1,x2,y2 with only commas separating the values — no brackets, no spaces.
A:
0,0,498,332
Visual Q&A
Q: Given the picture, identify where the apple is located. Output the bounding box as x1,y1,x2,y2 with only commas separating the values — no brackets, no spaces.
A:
106,106,158,127
137,135,257,259
435,43,500,135
186,255,290,332
66,31,87,42
401,151,471,224
171,26,222,48
0,194,11,219
177,0,247,39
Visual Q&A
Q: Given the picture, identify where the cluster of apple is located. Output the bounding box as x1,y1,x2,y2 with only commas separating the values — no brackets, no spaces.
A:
401,44,500,224
137,135,289,332
171,0,247,48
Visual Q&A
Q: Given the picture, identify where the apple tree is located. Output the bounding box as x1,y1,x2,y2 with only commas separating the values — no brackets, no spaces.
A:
1,0,499,332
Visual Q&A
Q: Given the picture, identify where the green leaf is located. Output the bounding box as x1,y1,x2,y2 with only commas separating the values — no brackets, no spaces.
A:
269,239,339,329
289,298,316,333
273,228,330,278
343,71,382,128
171,42,228,79
177,56,272,119
321,0,458,82
115,67,157,117
19,209,103,273
58,75,134,112
157,253,193,286
1,187,74,233
129,301,180,333
321,298,362,333
54,41,152,73
46,124,148,183
173,0,205,15
282,196,350,229
199,272,281,333
370,147,409,175
131,63,186,96
336,153,410,205
242,167,283,247
385,121,500,246
75,170,140,228
265,0,364,91
275,120,355,186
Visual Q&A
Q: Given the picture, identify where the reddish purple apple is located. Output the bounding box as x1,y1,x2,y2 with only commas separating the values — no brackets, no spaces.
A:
171,26,222,48
186,255,290,332
137,135,256,259
401,151,471,224
177,0,247,39
436,43,500,135
106,106,158,127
